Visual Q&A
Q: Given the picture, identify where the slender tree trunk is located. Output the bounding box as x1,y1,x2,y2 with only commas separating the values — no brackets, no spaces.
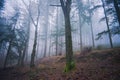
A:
25,18,31,63
76,0,83,51
29,0,40,67
43,28,48,57
43,32,48,57
17,50,22,66
79,15,83,51
30,26,38,67
36,34,40,59
101,0,113,48
59,37,63,55
49,36,52,57
90,13,95,48
21,44,27,66
21,17,31,66
88,0,95,48
4,40,12,68
56,6,59,56
48,21,52,57
43,3,49,57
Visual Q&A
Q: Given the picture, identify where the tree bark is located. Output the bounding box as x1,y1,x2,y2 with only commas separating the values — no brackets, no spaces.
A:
30,26,37,67
60,0,74,72
4,40,12,68
101,0,113,48
21,43,27,66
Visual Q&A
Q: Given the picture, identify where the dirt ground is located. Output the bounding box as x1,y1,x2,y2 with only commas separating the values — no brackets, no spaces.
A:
0,48,120,80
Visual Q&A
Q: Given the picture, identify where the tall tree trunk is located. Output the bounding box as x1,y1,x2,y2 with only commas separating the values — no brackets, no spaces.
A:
43,3,49,57
79,14,83,51
17,48,22,66
29,0,40,68
64,12,74,71
4,40,12,68
36,34,40,59
76,0,83,51
30,26,38,67
88,0,95,48
59,37,63,55
49,20,52,57
48,29,51,57
25,17,31,63
90,17,95,48
21,17,31,66
21,43,27,66
101,0,113,48
56,5,59,56
43,30,48,57
43,27,48,57
60,0,75,72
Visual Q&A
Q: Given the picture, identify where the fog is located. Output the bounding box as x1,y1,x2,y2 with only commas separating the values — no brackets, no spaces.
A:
0,0,120,68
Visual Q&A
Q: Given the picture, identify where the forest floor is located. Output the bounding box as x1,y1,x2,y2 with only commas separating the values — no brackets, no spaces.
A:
0,48,120,80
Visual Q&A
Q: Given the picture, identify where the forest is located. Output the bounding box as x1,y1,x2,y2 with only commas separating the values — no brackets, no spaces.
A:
0,0,120,80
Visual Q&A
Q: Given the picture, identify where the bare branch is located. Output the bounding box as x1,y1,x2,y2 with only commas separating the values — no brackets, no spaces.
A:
49,4,61,7
21,0,37,27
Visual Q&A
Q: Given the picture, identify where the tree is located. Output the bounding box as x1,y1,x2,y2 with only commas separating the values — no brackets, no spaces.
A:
43,1,49,57
102,0,113,48
29,1,40,67
60,0,75,72
96,0,113,48
20,16,31,66
4,12,20,68
112,0,120,26
0,0,5,10
99,0,120,35
87,0,95,48
22,0,41,67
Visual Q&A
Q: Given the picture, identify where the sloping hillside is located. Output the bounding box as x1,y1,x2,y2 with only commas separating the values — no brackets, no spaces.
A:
0,48,120,80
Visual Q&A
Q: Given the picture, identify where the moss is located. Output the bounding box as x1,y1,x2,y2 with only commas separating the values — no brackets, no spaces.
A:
64,61,75,72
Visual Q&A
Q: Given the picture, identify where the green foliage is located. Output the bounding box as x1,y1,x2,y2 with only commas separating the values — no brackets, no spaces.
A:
64,61,75,72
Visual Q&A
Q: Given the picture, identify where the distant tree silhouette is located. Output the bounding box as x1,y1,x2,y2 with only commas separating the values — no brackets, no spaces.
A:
0,0,5,10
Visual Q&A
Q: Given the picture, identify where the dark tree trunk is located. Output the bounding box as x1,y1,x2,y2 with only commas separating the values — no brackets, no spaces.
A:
20,17,31,66
60,0,75,72
64,11,74,71
30,26,37,67
102,0,113,48
4,40,12,68
17,49,22,66
79,15,83,51
21,43,27,66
